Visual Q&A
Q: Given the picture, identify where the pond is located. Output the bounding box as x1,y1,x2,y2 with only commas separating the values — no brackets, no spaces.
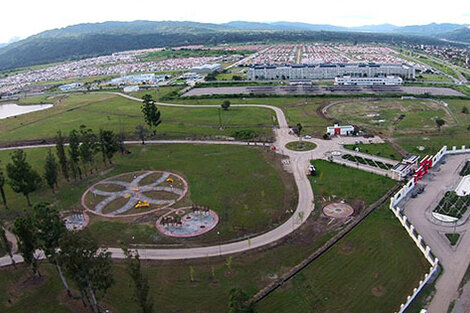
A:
0,103,53,119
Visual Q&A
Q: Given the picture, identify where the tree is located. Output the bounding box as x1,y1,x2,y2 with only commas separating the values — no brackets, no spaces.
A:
68,129,82,180
0,221,14,267
59,231,114,312
0,162,7,209
135,125,150,145
123,249,153,313
6,150,42,206
141,95,162,135
435,118,446,131
462,106,469,114
296,123,303,139
228,287,256,313
116,132,127,155
32,202,71,296
43,149,59,193
79,126,98,174
55,131,69,180
99,129,119,165
221,100,231,110
14,214,41,276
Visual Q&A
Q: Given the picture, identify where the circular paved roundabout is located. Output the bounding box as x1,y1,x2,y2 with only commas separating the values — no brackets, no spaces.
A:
81,171,188,218
323,202,354,218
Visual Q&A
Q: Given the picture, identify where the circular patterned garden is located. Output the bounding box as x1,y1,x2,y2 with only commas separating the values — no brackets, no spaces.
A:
285,141,317,151
81,171,188,217
323,202,354,218
156,205,219,237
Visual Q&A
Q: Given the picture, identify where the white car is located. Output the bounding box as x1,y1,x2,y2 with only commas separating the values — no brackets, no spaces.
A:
303,135,312,139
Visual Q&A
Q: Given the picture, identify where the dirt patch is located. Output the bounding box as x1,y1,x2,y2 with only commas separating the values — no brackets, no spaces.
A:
371,285,386,297
350,199,365,215
338,240,356,256
6,273,46,307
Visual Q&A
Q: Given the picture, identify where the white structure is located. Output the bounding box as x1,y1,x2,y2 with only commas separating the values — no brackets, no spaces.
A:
59,82,83,91
334,76,403,86
326,124,355,136
191,63,222,74
109,73,166,86
391,154,420,181
123,85,139,93
247,63,415,81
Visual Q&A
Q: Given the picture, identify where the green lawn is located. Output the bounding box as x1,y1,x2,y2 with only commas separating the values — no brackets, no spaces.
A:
257,204,430,313
0,93,276,144
309,160,396,206
328,98,456,135
416,73,453,82
285,141,317,151
343,142,402,161
0,156,426,313
0,144,294,246
446,233,460,246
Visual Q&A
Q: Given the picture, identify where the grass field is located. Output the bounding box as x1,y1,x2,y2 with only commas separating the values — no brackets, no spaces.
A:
0,144,295,245
309,160,396,207
416,73,453,82
328,98,456,135
0,157,425,313
0,93,276,144
343,142,402,161
257,204,429,313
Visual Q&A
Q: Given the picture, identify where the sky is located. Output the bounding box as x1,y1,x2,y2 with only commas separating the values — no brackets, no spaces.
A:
1,0,469,43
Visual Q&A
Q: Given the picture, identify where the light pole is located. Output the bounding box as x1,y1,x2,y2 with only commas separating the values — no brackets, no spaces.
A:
217,231,221,256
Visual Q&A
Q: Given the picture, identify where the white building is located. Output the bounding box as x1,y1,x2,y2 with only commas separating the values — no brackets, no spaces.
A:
191,63,222,74
123,85,139,93
59,82,83,91
326,124,355,136
247,63,415,81
334,76,403,86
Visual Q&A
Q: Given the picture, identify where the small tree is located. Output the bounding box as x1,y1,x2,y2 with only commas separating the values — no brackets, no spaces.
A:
462,106,469,114
228,287,256,313
6,149,42,206
221,100,231,110
0,162,7,209
14,214,41,276
435,118,446,131
116,132,127,155
135,125,150,145
68,129,82,180
44,149,59,193
141,95,162,135
296,123,303,139
0,221,14,267
59,230,114,312
55,131,69,180
99,129,119,165
123,249,153,313
33,202,71,297
79,126,98,174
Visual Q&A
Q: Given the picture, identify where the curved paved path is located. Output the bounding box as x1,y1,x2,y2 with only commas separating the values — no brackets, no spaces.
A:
0,92,321,263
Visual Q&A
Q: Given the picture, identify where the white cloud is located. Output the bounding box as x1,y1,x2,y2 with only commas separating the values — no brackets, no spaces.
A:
1,0,469,43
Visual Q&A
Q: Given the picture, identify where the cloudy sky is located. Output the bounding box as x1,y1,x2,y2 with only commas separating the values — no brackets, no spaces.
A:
1,0,469,43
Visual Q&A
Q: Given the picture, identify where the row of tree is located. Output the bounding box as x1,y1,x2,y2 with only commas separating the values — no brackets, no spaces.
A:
0,202,153,313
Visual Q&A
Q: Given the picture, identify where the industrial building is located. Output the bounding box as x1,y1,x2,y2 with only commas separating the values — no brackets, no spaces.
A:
247,63,415,81
191,63,222,74
334,76,403,86
59,82,83,91
109,73,166,85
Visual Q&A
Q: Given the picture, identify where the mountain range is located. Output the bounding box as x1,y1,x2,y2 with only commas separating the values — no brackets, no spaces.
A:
0,20,469,71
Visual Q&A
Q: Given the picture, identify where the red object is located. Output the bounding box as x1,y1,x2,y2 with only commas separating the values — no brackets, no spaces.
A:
334,127,341,135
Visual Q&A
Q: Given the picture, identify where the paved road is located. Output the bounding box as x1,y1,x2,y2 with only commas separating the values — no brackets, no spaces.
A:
0,93,317,264
402,154,470,313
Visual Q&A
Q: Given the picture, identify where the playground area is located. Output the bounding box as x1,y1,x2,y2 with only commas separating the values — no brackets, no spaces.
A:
81,170,188,217
322,202,354,219
63,211,89,231
156,205,219,237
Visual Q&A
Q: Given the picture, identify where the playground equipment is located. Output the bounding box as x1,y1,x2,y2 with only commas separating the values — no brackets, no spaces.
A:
166,177,174,184
135,201,150,209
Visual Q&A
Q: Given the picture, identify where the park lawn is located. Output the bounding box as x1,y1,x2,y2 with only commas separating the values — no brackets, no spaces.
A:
328,98,455,135
0,144,294,245
343,142,402,161
215,72,246,80
309,160,396,206
0,93,276,144
394,132,470,156
257,204,430,313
